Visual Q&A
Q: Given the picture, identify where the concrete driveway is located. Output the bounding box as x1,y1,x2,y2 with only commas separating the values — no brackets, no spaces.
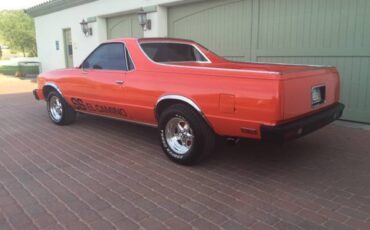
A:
0,75,369,230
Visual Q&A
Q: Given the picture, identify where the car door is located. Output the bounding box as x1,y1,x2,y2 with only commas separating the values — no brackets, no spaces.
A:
71,42,130,119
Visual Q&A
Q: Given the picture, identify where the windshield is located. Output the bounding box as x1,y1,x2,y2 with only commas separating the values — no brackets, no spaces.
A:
140,42,208,63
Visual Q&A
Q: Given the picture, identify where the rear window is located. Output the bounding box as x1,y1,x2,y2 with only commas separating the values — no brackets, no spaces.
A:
140,42,208,63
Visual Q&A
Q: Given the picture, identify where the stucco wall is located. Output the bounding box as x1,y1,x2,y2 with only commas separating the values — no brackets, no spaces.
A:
34,0,192,72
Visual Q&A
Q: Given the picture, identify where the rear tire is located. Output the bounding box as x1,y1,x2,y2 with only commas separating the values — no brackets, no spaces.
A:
158,104,215,165
47,91,76,125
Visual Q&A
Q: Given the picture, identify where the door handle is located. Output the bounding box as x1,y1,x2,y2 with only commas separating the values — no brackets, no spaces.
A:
115,80,124,85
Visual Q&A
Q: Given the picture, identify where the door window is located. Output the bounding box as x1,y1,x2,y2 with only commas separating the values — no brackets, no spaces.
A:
126,48,135,70
82,43,127,70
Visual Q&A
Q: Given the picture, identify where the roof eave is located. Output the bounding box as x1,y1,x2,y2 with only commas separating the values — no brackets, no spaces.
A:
25,0,98,18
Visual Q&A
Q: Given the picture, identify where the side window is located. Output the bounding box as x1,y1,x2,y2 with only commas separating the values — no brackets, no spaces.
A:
194,49,207,62
140,43,208,63
82,43,127,70
125,48,134,71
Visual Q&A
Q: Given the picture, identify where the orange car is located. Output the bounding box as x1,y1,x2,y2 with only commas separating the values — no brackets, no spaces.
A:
33,38,344,165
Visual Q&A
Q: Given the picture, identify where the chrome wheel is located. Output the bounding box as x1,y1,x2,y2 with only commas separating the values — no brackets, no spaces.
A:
49,96,63,122
165,117,194,155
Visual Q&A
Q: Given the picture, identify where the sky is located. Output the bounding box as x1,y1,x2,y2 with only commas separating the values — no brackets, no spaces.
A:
0,0,48,10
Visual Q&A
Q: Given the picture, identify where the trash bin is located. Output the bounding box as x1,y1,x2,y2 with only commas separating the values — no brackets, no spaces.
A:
0,65,20,75
18,62,40,78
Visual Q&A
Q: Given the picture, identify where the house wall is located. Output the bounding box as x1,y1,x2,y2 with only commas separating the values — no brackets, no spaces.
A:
34,0,190,72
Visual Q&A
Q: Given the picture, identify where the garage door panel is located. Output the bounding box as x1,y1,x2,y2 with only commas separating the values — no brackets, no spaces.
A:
168,0,243,24
169,0,252,61
224,57,245,61
258,0,370,49
107,16,132,38
107,14,143,39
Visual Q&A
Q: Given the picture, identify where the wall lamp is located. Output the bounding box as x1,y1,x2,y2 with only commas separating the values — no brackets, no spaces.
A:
80,19,93,37
137,9,151,31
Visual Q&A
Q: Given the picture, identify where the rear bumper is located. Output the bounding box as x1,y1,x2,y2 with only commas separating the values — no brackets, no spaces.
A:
261,103,345,142
33,89,43,100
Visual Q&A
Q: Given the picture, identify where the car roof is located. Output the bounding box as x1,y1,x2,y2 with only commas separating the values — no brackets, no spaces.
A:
104,37,195,44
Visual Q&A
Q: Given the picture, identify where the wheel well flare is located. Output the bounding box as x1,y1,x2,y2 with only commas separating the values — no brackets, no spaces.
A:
42,84,61,98
155,96,213,129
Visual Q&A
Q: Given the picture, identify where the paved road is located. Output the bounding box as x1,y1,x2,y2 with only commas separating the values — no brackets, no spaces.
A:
0,76,369,229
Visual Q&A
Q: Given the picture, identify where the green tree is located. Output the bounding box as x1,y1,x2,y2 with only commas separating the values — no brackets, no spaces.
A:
0,10,37,57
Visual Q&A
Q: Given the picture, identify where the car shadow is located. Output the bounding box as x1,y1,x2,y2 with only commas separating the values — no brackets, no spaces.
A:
78,113,370,197
79,112,330,170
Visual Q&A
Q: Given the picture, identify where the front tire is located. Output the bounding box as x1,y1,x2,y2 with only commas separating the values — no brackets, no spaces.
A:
47,91,76,125
158,104,215,165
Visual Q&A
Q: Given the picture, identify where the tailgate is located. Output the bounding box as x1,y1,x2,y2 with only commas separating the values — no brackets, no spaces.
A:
281,67,340,120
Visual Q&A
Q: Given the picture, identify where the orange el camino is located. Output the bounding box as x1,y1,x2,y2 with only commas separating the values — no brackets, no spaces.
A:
33,37,344,165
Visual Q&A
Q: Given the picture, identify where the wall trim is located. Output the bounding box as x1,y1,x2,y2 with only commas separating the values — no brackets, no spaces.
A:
26,0,98,17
